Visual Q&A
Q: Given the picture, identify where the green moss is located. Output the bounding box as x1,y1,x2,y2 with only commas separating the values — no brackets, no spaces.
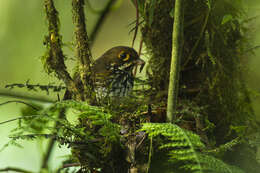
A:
141,0,255,143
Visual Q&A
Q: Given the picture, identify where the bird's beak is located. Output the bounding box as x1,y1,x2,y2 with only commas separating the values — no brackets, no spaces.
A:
133,58,145,76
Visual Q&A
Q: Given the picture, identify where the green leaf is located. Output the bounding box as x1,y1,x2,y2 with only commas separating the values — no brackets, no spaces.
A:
221,14,233,25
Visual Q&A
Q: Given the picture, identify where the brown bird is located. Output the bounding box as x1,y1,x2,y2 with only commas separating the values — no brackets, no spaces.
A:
92,46,145,97
64,46,145,100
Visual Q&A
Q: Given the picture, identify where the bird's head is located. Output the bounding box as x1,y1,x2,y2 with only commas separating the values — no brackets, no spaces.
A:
93,46,145,76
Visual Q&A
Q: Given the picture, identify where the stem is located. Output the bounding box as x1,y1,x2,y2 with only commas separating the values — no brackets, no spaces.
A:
41,137,56,169
166,0,184,123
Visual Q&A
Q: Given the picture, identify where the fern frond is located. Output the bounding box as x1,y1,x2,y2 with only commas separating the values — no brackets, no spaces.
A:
49,100,120,141
206,137,242,154
141,123,204,172
1,100,120,154
141,123,244,173
198,154,244,173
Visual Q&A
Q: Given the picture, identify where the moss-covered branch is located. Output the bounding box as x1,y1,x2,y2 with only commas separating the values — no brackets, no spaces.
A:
72,0,95,102
167,0,183,122
43,0,81,100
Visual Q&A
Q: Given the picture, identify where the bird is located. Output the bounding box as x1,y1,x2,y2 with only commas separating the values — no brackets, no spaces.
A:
64,46,145,100
92,46,145,98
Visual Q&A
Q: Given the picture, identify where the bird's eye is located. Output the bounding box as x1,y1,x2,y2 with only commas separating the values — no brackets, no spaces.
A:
120,52,127,58
118,51,130,61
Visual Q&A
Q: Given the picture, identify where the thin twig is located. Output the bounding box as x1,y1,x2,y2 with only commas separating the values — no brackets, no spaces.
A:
241,14,260,24
138,39,143,56
131,0,139,47
0,167,33,173
136,133,146,149
133,39,144,76
62,163,81,168
41,134,56,169
128,20,144,34
0,100,40,110
0,117,23,125
0,90,54,103
244,45,260,54
86,0,104,13
41,109,66,169
0,115,41,125
183,10,210,68
89,0,116,46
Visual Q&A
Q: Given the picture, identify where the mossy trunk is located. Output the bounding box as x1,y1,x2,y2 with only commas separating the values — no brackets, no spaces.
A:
141,0,259,172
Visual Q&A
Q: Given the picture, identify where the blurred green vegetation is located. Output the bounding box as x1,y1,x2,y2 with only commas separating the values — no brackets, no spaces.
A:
247,1,260,120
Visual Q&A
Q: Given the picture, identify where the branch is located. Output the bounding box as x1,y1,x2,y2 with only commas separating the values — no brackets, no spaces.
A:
72,0,93,67
166,0,184,122
89,0,116,46
44,0,81,100
71,0,95,102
